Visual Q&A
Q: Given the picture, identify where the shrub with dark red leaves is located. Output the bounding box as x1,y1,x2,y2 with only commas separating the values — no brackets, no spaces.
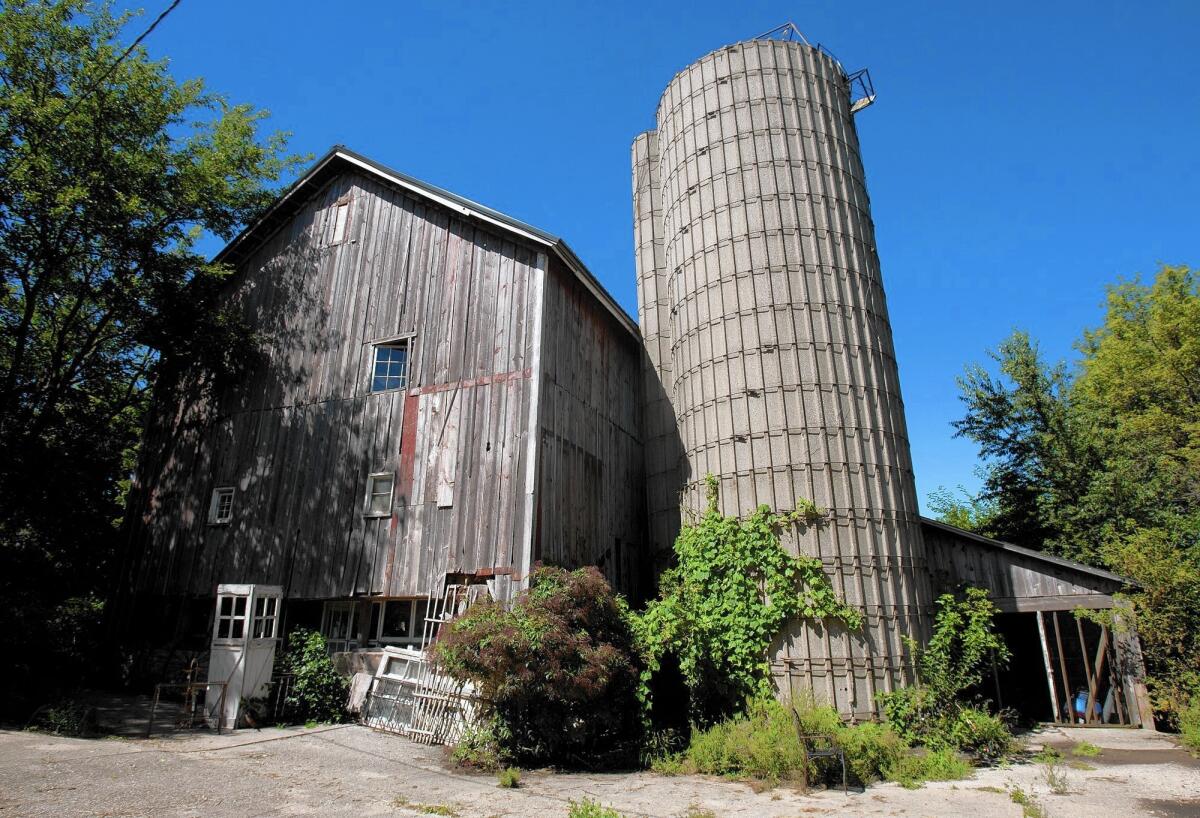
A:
432,566,643,768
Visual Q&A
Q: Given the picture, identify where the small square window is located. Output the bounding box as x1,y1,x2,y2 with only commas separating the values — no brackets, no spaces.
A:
209,487,234,524
365,472,394,517
370,342,409,393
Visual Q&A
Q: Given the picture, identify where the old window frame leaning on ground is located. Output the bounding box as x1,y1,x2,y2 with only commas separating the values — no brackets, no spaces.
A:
364,471,395,517
208,486,235,525
369,336,412,394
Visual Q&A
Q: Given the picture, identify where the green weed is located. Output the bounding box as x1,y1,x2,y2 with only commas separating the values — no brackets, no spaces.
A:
1009,786,1047,818
496,767,520,788
567,799,624,818
1070,740,1101,758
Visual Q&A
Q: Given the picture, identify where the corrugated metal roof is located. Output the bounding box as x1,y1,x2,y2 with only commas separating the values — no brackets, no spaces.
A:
215,145,639,337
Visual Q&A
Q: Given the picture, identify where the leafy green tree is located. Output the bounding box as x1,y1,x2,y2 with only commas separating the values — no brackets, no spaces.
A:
949,264,1200,720
0,0,299,712
1070,266,1200,714
951,331,1084,549
927,483,998,533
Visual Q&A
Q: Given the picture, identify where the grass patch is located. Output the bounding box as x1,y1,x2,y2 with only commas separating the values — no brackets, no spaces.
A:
1068,760,1096,770
1070,740,1101,758
1009,786,1047,818
567,799,624,818
391,796,461,816
679,809,717,818
886,748,973,789
669,698,983,791
496,767,520,789
1032,747,1063,763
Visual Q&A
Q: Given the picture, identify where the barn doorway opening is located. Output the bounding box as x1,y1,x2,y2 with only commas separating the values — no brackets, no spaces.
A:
991,610,1132,726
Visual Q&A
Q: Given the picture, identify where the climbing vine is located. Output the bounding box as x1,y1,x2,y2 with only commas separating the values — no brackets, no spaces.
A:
632,475,861,723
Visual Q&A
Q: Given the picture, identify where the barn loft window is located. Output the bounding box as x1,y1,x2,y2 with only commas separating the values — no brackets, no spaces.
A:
370,341,409,393
209,486,234,524
364,472,395,517
331,199,351,243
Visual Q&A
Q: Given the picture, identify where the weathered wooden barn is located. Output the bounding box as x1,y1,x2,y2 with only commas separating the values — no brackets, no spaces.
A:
123,146,646,653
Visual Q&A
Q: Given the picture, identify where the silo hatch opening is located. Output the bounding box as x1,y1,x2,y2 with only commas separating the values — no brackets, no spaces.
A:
848,69,877,113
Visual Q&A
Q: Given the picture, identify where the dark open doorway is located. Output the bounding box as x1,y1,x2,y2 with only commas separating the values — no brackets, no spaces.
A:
992,610,1132,726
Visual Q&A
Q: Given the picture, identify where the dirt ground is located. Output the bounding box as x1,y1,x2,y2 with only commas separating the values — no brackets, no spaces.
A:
0,722,1197,818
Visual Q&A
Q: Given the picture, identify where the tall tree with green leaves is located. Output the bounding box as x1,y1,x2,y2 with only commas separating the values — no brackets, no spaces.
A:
1070,266,1200,714
947,264,1200,720
950,330,1085,549
0,0,299,709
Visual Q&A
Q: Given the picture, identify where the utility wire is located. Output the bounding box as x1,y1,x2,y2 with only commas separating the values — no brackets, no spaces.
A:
9,0,183,172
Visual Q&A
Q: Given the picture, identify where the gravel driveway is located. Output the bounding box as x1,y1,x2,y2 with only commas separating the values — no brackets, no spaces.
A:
1,723,1197,817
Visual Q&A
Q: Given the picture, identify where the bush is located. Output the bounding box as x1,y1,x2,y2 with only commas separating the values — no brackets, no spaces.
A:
946,707,1014,761
683,698,804,783
275,628,348,724
886,748,972,789
496,767,520,788
878,588,1014,759
679,698,909,789
1179,694,1200,754
27,699,97,736
433,567,643,768
837,721,907,785
450,721,502,771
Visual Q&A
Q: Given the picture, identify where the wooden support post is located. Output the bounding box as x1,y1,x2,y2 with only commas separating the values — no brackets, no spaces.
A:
1036,611,1061,723
1051,612,1073,715
1077,616,1100,724
1086,626,1111,724
1106,631,1128,725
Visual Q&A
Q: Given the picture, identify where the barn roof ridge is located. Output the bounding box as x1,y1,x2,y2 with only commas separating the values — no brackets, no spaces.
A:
215,145,639,337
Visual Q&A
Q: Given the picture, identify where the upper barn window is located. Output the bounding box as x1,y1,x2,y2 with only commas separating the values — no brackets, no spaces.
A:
330,197,351,244
371,340,410,393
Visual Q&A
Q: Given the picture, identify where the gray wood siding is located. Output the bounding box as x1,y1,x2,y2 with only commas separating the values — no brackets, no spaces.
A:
129,170,542,599
923,521,1121,612
535,255,647,599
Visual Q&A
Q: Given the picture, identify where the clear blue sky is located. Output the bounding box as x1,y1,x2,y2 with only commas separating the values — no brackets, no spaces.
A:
141,0,1198,511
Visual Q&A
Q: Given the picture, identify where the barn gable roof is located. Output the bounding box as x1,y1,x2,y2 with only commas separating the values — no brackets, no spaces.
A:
215,145,639,337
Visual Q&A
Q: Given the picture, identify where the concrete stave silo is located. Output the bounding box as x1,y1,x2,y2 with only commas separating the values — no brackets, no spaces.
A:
633,31,930,718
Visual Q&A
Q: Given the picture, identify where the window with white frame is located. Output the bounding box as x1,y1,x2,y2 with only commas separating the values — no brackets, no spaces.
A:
364,472,395,517
370,341,409,393
214,593,248,640
376,598,429,647
321,600,359,653
251,595,279,639
209,486,234,524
